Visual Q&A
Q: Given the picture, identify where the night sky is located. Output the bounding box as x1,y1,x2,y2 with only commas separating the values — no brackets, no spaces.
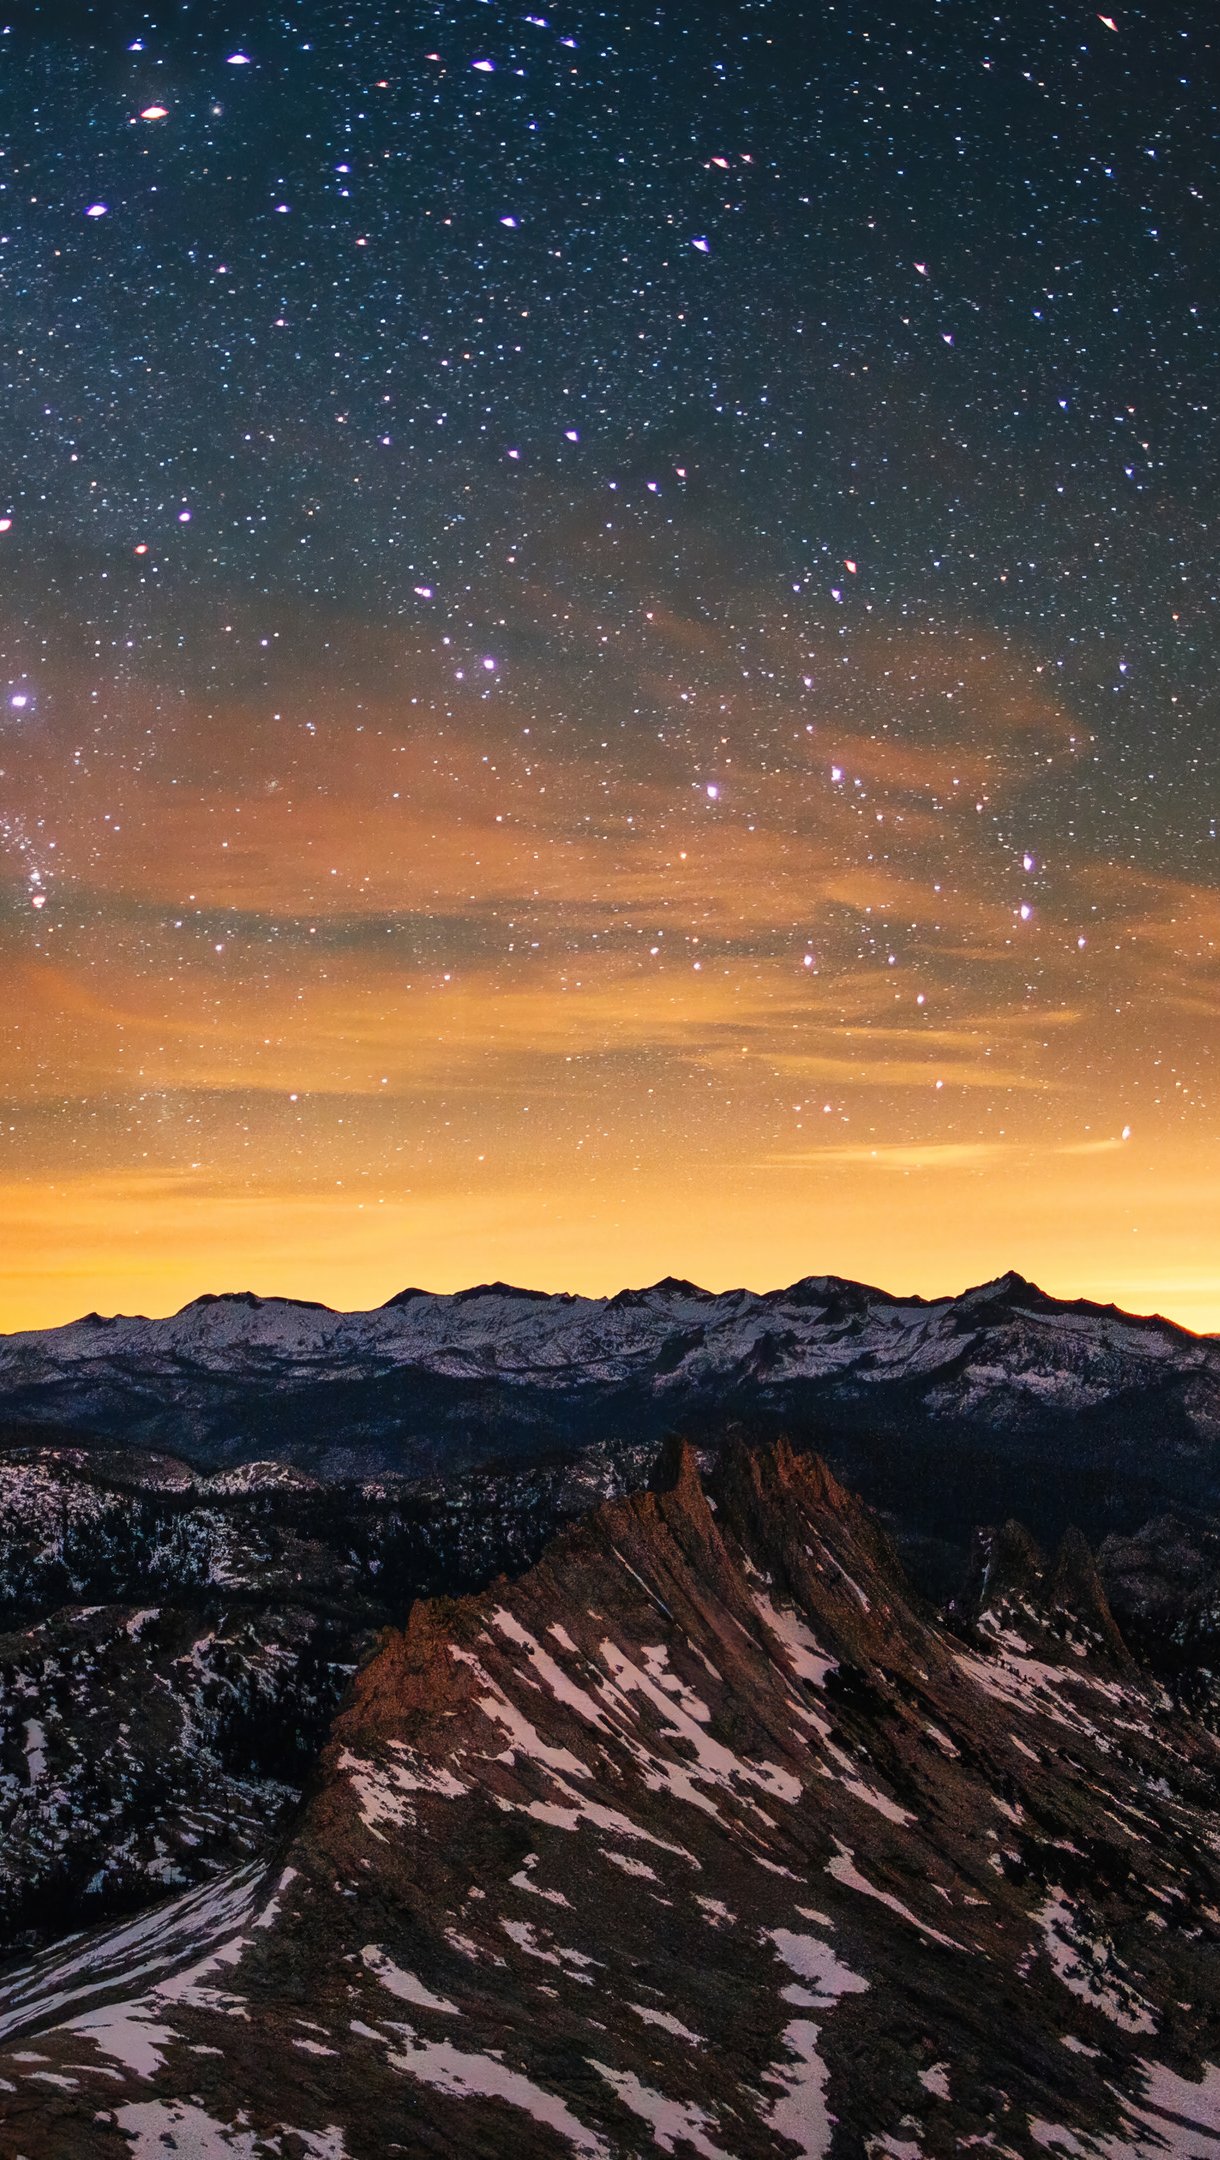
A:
1,0,1218,1330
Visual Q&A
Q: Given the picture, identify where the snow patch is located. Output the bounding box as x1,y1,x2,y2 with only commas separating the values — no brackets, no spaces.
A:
520,1770,698,1862
826,1845,964,1951
768,1928,868,2003
116,2102,350,2158
751,1588,838,1686
0,1861,264,2048
1036,1893,1156,2035
501,1917,600,1980
450,1642,594,1779
629,2001,705,2044
601,1850,658,1881
338,1743,467,1837
254,1865,298,1930
23,1719,47,1783
762,2018,837,2160
362,1944,459,2015
593,2061,732,2156
597,1637,802,1808
67,2000,174,2076
361,2017,610,2157
510,1852,572,1905
115,2100,266,2157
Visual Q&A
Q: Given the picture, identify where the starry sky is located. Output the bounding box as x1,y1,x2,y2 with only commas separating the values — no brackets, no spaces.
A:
1,0,1218,1332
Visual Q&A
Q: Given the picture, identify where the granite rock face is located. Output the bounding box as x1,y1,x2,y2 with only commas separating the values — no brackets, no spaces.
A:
3,1439,1220,2158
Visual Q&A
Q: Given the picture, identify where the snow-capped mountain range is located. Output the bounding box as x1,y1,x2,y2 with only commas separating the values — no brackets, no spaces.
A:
4,1268,1212,1408
1,1270,1218,1581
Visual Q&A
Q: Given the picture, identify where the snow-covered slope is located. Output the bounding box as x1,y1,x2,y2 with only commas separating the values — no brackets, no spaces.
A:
3,1270,1209,1403
4,1439,1220,2158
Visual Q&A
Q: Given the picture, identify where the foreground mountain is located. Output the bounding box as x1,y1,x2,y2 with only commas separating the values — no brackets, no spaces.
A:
2,1271,1220,1586
0,1439,654,1956
2,1438,1220,2158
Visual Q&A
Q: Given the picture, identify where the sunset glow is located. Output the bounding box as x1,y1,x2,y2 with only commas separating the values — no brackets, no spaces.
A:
1,6,1215,1334
3,603,1216,1333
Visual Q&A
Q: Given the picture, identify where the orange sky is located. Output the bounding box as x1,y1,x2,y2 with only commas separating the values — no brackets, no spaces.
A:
2,596,1217,1335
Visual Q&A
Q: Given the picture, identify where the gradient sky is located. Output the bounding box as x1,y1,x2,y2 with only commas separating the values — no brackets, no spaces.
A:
1,0,1218,1332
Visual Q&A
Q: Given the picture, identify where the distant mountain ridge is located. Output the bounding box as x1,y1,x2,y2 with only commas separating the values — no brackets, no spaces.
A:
1,1270,1218,1589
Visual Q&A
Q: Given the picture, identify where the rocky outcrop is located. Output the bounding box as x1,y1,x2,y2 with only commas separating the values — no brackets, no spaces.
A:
954,1516,1134,1673
3,1439,1220,2157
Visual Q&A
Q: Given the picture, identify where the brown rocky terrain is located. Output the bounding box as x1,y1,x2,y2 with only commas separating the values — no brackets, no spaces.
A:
0,1439,648,1954
1,1436,1219,2157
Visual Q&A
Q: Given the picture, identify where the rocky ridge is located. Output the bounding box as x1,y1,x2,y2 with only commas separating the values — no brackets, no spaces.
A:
0,1438,655,1954
2,1439,1220,2157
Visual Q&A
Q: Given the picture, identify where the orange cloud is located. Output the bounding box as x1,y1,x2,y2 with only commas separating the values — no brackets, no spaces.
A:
0,603,1211,1331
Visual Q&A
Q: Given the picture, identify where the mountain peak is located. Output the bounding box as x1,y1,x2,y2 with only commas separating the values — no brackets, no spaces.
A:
646,1429,704,1498
643,1274,717,1299
605,1274,721,1310
958,1268,1041,1305
176,1289,334,1316
452,1281,563,1304
781,1270,901,1304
